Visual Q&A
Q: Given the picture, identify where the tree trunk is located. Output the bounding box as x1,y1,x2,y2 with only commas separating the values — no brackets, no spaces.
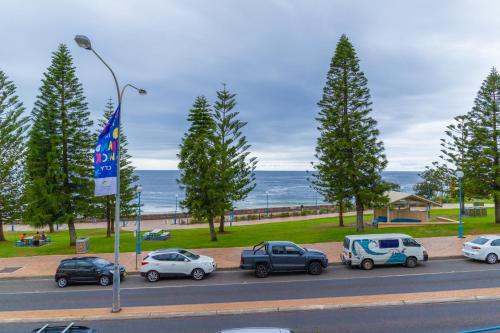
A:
111,217,115,233
338,201,344,227
0,222,5,241
49,223,54,233
495,192,500,224
355,196,364,232
68,219,77,246
208,216,218,241
219,214,225,233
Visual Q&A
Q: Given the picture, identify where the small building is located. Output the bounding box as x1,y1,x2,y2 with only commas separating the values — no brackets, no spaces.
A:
373,191,442,223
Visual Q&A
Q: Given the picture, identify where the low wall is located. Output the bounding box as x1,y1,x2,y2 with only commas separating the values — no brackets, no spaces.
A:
75,204,337,223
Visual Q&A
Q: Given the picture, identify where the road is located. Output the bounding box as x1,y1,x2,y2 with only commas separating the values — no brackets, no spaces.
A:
4,299,500,333
1,259,500,312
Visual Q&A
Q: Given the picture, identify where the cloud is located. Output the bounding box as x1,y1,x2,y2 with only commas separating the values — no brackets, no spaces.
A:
2,0,500,171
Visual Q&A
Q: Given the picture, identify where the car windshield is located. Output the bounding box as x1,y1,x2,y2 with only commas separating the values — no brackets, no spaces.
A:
471,237,489,245
92,258,112,267
178,249,200,260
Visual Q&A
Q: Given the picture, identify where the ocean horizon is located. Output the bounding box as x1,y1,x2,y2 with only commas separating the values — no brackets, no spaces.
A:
134,170,423,214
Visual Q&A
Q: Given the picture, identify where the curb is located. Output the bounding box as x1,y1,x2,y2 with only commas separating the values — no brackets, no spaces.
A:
0,292,498,324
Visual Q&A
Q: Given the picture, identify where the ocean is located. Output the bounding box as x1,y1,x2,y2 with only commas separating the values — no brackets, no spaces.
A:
135,170,422,214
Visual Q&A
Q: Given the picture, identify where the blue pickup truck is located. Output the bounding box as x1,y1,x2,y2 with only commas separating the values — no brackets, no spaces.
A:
240,241,329,278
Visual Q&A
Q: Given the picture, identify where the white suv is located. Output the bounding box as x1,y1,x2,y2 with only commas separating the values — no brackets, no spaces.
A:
141,248,216,282
463,235,500,264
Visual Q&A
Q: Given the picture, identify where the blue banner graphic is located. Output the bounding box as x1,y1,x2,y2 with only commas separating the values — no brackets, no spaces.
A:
94,106,120,197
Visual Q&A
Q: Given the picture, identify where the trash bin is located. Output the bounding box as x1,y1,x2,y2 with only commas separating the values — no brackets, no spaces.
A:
76,237,90,254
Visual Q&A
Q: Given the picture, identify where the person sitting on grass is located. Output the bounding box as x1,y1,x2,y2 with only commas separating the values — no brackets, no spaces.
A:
33,232,40,246
19,233,26,241
40,231,47,241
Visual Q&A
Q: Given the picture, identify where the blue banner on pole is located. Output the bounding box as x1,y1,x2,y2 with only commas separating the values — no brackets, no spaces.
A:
94,106,120,197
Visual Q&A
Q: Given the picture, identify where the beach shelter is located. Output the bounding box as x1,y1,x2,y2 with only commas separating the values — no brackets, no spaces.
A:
373,191,442,223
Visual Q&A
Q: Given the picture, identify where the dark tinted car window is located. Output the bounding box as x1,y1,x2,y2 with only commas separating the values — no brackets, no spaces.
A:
60,261,76,269
272,246,286,255
343,238,351,249
379,239,399,249
471,237,489,245
76,260,94,269
153,253,175,261
172,253,187,261
285,246,301,255
492,239,500,246
402,238,420,247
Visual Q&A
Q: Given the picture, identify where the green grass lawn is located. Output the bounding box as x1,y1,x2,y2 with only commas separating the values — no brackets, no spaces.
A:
1,208,499,258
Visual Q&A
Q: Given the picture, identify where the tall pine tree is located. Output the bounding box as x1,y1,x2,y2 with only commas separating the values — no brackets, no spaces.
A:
0,70,29,241
213,84,257,232
313,34,388,232
94,98,139,237
25,44,94,245
467,68,500,223
178,96,224,241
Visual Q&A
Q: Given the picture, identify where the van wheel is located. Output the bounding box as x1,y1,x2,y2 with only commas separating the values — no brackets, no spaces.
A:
361,259,374,270
486,253,498,264
405,257,418,268
255,263,269,278
308,261,323,275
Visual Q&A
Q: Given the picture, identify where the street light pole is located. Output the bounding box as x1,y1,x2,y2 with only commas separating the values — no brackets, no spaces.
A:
266,191,269,217
75,35,146,313
135,185,142,270
457,170,464,238
315,191,318,215
174,194,178,225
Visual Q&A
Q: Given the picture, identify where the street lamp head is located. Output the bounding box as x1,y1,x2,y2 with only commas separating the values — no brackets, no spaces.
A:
137,185,143,193
456,170,464,178
74,35,92,50
138,89,147,95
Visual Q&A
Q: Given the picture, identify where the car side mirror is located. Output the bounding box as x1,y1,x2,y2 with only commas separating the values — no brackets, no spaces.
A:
184,258,189,262
299,251,305,256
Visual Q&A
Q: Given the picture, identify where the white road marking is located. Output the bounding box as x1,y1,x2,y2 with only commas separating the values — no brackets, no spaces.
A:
0,266,499,296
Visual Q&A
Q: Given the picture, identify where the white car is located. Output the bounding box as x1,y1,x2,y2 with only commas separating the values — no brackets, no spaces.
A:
463,235,500,264
140,248,216,282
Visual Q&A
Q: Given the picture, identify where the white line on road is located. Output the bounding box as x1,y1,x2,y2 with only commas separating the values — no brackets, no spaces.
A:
1,266,500,296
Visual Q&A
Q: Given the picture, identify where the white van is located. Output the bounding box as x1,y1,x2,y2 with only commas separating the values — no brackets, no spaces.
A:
341,233,428,270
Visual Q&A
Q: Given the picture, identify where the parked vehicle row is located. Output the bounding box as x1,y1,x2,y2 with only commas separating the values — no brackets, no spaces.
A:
54,233,500,288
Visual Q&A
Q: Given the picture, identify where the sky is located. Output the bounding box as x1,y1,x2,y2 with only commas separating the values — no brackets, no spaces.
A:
1,0,499,171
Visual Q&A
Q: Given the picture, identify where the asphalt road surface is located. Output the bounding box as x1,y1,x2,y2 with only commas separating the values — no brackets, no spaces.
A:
0,259,499,312
4,299,500,333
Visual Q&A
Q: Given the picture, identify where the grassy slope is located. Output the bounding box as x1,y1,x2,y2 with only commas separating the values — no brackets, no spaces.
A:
1,208,499,258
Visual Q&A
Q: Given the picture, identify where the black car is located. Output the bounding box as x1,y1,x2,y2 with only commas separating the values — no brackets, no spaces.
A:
55,257,126,288
31,322,96,332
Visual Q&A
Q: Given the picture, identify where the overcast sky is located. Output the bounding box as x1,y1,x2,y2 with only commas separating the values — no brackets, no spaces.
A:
2,0,499,171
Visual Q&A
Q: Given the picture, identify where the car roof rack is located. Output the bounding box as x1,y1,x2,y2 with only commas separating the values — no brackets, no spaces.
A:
35,322,75,333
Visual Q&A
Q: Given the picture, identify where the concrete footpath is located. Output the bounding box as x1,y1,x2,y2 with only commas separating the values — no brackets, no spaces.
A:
0,286,498,324
0,235,474,279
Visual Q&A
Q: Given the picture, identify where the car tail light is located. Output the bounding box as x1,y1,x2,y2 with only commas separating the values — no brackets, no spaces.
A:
349,252,352,259
141,261,149,266
472,246,481,250
240,256,244,265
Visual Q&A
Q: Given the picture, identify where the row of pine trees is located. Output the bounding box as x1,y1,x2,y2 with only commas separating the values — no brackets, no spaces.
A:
4,34,496,244
0,44,138,245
